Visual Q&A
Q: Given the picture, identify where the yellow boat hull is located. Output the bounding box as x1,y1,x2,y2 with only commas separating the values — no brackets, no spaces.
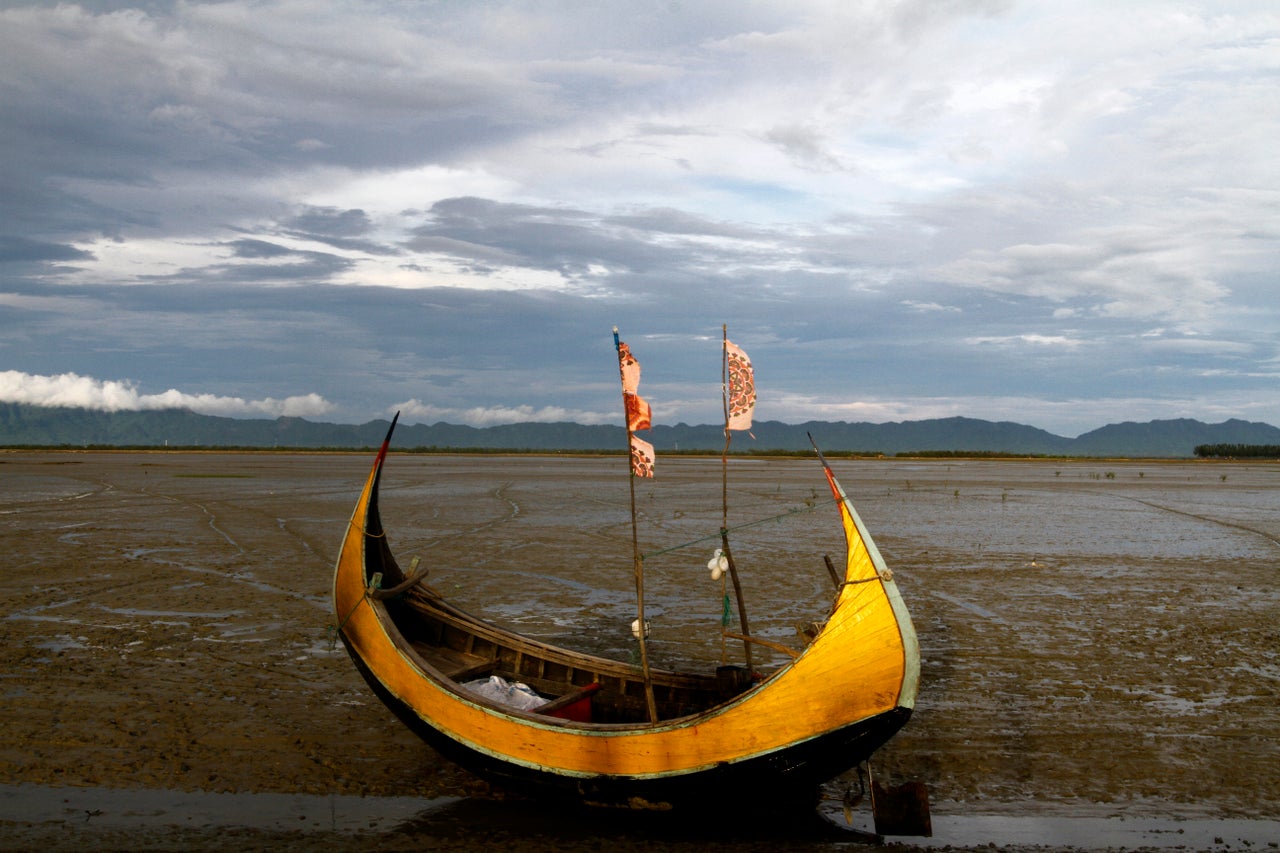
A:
333,424,919,807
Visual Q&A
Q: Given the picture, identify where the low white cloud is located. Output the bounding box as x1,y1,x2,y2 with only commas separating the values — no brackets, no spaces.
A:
0,371,333,418
963,333,1084,349
902,299,961,313
1140,337,1253,355
394,399,615,427
765,393,950,425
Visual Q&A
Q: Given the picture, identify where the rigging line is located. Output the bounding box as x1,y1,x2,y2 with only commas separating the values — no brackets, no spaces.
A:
641,493,843,560
349,522,387,539
329,570,387,650
1111,492,1280,550
837,575,889,589
329,590,371,650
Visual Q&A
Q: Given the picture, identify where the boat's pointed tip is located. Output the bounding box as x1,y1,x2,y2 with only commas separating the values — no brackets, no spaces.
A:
375,411,400,463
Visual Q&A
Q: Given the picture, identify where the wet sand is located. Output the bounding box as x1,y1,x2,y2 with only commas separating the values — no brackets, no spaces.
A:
1,450,1277,850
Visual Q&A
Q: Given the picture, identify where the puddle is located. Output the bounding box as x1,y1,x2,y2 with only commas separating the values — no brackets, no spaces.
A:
0,783,451,834
856,811,1280,849
88,603,247,620
1,783,1276,850
33,635,87,653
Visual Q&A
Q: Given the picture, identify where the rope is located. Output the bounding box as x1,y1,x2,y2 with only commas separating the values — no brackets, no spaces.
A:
353,522,387,539
641,493,842,560
836,573,890,590
326,522,386,649
327,572,382,650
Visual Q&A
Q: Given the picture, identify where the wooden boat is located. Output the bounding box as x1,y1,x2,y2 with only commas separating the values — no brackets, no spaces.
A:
332,416,921,811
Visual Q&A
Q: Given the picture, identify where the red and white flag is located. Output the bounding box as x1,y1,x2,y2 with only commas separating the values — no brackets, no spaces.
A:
617,342,641,394
725,340,755,431
625,390,652,432
629,434,655,478
617,336,655,477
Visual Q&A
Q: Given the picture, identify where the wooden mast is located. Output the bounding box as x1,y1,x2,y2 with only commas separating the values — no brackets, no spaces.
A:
614,327,659,723
720,324,753,670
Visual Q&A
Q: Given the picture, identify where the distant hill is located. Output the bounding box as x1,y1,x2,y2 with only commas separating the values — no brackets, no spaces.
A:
3,403,1278,457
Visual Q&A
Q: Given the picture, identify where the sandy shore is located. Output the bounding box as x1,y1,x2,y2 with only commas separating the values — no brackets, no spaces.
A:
1,450,1277,850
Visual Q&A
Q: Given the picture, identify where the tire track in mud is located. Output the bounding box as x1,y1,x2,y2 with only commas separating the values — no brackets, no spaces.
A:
138,478,353,574
65,479,116,503
209,480,364,566
52,468,250,557
912,485,1279,627
390,480,623,555
90,474,337,610
5,472,213,618
406,481,521,548
136,476,247,555
379,481,540,579
470,482,521,536
939,482,1278,556
0,476,115,516
381,480,644,646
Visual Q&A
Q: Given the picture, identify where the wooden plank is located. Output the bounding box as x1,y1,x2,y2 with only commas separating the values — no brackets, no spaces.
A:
447,658,500,682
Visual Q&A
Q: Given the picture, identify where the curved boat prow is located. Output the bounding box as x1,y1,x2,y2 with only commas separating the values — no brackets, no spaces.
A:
816,450,920,712
334,412,401,612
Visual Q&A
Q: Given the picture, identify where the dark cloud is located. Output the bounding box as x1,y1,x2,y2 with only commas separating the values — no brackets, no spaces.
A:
286,207,372,237
274,208,401,255
229,239,296,259
0,236,94,264
407,197,678,276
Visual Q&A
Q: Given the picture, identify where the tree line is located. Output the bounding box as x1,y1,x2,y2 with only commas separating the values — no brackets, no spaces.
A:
1193,444,1280,459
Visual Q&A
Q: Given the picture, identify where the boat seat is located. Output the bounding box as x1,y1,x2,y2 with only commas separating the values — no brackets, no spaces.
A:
537,682,601,723
446,658,500,682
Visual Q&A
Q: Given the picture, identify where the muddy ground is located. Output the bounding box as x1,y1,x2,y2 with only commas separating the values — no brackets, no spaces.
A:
1,450,1277,850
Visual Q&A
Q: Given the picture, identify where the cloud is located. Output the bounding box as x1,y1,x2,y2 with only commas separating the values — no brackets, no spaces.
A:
406,197,674,278
0,236,95,264
902,299,961,313
0,371,333,418
963,333,1084,349
1,1,1277,438
394,399,615,427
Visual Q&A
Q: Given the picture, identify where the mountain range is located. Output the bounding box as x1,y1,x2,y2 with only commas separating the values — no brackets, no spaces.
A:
3,403,1279,457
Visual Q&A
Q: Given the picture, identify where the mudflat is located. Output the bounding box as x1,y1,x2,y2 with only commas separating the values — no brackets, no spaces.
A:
2,450,1277,850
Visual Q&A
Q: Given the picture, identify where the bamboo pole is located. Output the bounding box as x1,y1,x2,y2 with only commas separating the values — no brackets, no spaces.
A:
721,324,753,670
719,531,753,669
721,631,801,659
614,327,659,724
823,554,843,588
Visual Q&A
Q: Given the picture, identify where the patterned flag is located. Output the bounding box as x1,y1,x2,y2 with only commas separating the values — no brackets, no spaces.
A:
629,434,655,478
618,342,641,394
625,391,652,432
725,340,756,431
617,337,655,477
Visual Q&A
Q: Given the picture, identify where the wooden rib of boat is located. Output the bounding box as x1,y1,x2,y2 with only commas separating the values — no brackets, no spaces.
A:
332,416,920,810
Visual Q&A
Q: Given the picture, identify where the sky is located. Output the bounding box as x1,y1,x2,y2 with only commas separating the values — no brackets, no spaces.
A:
1,0,1277,438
